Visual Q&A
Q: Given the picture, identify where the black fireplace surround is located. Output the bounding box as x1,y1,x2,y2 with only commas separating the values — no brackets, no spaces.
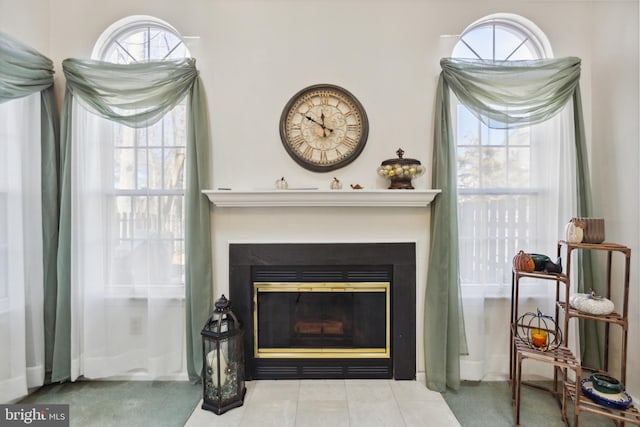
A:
229,243,416,380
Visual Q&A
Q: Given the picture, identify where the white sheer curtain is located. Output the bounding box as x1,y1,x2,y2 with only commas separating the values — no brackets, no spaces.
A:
0,93,45,402
68,104,186,381
459,105,579,380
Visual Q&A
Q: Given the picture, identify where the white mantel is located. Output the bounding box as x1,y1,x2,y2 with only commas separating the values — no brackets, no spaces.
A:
202,189,441,207
206,188,440,379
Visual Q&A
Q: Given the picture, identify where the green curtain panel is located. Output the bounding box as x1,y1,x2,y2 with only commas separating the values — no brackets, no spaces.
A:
426,57,597,391
0,31,60,379
55,58,213,382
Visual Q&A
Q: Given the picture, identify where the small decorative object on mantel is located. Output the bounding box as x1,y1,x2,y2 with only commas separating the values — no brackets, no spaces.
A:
515,309,562,352
350,184,363,190
275,177,288,190
377,148,425,189
330,177,343,190
569,290,615,315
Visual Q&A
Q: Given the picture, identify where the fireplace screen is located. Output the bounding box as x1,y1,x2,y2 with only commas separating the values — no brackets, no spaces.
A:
253,282,390,359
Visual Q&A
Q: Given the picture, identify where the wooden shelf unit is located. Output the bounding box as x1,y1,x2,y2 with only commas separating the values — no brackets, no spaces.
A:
509,240,637,426
557,240,636,426
511,336,580,426
557,241,631,381
509,268,578,426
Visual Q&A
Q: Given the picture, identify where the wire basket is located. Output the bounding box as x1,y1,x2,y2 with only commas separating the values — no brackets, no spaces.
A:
515,309,562,352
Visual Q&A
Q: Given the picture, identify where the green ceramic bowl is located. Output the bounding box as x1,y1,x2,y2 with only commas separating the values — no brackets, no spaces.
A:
591,373,624,394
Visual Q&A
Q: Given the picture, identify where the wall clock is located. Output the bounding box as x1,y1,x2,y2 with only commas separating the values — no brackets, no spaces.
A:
279,84,369,172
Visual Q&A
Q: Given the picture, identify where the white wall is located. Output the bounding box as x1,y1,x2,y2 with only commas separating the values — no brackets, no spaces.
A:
589,1,640,392
2,0,638,393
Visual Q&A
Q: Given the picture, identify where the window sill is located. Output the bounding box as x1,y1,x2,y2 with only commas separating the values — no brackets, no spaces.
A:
461,283,554,300
104,286,185,300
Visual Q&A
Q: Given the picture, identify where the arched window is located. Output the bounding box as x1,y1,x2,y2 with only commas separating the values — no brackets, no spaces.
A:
92,16,188,62
92,16,190,294
452,15,554,290
61,15,195,381
452,16,549,61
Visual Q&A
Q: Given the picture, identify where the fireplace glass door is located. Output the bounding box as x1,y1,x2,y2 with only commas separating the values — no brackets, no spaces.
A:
253,282,390,359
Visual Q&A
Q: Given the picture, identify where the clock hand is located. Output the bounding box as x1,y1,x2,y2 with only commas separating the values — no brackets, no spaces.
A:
305,115,322,126
321,113,328,137
305,114,334,136
318,113,335,133
320,113,329,137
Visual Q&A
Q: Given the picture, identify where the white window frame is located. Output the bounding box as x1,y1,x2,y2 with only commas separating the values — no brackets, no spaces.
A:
92,16,190,297
452,14,553,298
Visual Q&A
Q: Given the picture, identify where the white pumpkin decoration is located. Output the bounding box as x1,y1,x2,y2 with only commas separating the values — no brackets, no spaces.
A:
330,177,342,190
569,291,614,315
565,218,585,243
275,177,288,190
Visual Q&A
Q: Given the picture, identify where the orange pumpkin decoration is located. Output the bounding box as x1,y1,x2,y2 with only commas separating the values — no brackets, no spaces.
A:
513,250,535,272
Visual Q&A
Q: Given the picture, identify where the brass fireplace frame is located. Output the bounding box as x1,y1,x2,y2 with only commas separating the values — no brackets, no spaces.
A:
253,282,391,359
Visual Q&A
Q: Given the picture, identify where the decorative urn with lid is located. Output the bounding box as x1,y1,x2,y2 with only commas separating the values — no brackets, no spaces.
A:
377,148,425,189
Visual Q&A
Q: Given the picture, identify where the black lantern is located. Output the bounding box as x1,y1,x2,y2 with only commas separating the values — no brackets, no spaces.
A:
201,294,246,415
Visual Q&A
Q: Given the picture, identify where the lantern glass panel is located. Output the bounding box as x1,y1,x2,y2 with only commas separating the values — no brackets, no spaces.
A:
203,334,244,402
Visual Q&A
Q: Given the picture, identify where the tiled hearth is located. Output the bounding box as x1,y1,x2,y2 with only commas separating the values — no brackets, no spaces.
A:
185,379,460,427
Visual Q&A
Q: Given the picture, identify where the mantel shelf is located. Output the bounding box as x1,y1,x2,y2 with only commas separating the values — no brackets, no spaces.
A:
202,189,441,207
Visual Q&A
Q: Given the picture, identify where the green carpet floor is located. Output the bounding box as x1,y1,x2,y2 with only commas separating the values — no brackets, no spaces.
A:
18,380,620,426
442,381,615,426
18,380,202,427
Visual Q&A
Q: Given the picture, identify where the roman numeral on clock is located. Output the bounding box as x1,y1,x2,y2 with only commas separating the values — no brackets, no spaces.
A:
303,145,314,159
291,134,305,148
320,151,328,163
342,136,357,149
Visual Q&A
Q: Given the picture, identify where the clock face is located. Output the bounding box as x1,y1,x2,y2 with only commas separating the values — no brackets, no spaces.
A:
279,84,369,172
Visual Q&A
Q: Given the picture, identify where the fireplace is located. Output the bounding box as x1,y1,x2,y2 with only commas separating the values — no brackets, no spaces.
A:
254,281,390,359
229,242,416,380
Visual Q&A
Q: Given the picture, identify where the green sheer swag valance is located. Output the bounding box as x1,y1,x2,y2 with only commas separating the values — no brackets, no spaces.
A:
440,57,581,128
53,58,213,382
62,58,198,127
0,32,55,100
425,56,596,392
